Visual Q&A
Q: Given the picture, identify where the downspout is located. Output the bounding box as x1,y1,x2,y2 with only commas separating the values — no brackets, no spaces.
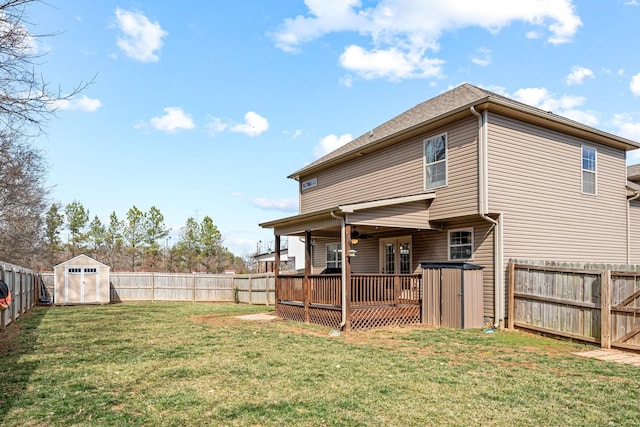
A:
470,106,504,328
627,192,640,263
331,210,348,328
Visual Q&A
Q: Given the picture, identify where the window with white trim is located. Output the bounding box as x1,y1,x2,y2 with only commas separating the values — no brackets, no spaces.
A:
448,228,473,260
424,133,447,189
326,242,342,269
581,146,596,195
302,178,317,190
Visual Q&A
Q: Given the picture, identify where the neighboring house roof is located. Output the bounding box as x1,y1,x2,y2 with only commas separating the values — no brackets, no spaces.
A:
289,83,640,180
628,164,640,183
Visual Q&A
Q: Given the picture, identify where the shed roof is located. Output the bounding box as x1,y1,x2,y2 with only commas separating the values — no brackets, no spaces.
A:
289,83,640,180
53,254,111,270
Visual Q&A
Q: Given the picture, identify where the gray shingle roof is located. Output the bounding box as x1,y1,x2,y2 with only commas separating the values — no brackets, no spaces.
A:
290,83,490,178
289,82,640,180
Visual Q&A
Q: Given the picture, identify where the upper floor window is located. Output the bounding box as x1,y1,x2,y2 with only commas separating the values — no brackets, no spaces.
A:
448,228,473,260
302,178,317,190
424,133,447,189
326,242,342,269
581,146,597,195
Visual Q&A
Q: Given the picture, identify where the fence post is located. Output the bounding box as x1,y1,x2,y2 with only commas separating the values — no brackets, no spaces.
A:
600,269,611,349
249,276,253,305
1,265,5,329
508,262,515,330
192,274,196,302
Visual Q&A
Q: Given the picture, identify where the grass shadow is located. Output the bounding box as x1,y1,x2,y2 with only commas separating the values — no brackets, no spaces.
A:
0,305,50,424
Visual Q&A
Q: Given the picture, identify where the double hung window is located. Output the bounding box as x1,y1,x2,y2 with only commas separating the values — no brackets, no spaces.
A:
581,146,596,195
448,229,473,260
424,133,447,189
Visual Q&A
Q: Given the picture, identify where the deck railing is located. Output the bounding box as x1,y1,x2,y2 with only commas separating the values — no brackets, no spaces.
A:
276,273,421,306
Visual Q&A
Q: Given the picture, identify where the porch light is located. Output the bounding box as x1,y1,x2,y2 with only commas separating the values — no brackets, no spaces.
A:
350,237,359,245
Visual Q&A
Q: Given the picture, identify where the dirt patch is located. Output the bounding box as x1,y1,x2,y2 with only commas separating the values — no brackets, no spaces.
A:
235,313,278,322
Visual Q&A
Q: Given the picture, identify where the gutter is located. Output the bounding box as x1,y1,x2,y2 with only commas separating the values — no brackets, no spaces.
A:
330,210,348,329
628,191,640,263
470,106,504,328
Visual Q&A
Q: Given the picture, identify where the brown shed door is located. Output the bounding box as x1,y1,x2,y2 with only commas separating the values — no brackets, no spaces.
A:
440,269,462,328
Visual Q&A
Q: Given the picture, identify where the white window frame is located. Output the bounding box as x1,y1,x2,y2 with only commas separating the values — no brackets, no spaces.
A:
581,145,597,195
326,242,342,269
424,132,448,190
302,178,318,190
448,228,474,261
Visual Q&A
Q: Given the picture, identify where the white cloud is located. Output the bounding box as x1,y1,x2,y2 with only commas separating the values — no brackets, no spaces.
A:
339,45,445,80
631,73,640,96
53,95,102,112
230,112,270,137
271,0,581,81
138,107,195,133
114,8,168,63
566,66,594,86
625,0,639,6
205,116,229,135
470,47,491,67
251,198,298,211
512,87,598,126
207,112,269,137
313,133,352,159
284,129,303,139
613,114,640,142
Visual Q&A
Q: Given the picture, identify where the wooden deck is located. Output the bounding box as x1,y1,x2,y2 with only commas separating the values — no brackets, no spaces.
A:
275,274,422,330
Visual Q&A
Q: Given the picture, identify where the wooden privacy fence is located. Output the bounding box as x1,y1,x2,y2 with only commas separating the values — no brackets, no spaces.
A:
508,260,640,350
41,272,275,305
0,260,40,328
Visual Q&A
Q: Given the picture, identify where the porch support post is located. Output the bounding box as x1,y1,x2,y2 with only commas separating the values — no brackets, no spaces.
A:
274,234,280,313
304,231,311,323
344,224,352,331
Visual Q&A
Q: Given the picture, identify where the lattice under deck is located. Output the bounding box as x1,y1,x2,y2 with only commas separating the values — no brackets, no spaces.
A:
351,305,421,330
277,301,420,331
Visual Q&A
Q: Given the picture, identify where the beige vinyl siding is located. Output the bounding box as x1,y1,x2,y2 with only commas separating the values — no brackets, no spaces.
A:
412,217,495,317
300,117,478,219
347,201,430,229
630,200,640,264
428,118,479,220
488,113,628,263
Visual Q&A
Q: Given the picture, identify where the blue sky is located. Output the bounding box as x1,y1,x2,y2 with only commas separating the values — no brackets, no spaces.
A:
28,0,640,256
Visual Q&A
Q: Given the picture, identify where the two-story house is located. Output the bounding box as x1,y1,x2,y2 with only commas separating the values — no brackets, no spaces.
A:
261,83,640,330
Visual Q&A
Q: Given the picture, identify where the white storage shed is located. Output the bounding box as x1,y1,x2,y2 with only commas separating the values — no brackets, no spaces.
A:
54,254,111,304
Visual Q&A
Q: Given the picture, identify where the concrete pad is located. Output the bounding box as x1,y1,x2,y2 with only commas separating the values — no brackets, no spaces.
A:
573,349,640,366
236,313,278,322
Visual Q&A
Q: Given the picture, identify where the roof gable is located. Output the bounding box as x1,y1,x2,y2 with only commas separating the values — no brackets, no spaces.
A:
53,254,111,269
290,83,640,180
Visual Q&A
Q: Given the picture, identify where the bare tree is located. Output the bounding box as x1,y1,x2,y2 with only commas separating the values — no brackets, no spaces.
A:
0,132,46,265
0,0,90,267
0,0,90,136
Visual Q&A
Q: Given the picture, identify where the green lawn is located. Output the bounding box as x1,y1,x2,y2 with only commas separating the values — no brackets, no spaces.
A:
1,302,638,426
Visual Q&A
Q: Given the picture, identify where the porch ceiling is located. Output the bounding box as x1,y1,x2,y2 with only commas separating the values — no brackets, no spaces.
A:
259,192,436,236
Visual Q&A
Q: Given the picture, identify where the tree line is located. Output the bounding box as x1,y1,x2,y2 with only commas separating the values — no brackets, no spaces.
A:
43,201,247,273
0,1,248,273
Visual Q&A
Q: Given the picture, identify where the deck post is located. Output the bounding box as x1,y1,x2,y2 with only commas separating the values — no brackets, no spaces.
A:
304,231,311,323
394,275,400,307
344,224,352,331
274,235,280,313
